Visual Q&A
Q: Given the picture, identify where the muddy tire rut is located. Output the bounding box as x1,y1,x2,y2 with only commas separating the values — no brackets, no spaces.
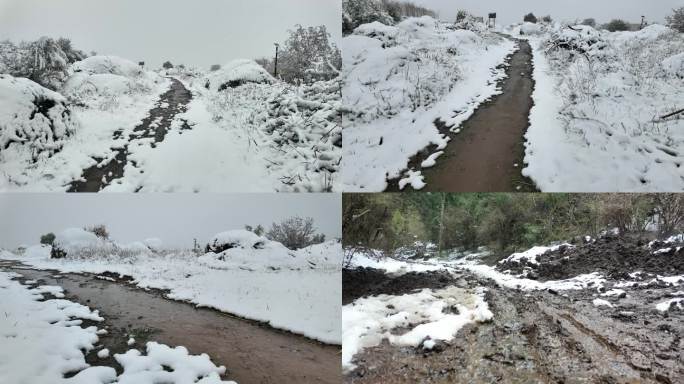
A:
68,78,193,192
344,267,683,384
3,263,340,384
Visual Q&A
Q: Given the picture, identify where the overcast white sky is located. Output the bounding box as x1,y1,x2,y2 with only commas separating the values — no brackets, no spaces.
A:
0,0,341,68
0,194,341,248
414,0,681,26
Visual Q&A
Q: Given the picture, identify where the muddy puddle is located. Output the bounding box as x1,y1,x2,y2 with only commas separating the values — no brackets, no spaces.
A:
390,38,537,192
344,263,683,383
2,262,340,384
68,78,193,192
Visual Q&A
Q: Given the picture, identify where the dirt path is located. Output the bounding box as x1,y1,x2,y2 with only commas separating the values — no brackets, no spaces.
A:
343,267,683,384
2,262,340,384
68,78,192,192
409,38,536,192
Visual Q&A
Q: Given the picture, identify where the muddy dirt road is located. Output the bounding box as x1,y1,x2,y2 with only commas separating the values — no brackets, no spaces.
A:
68,78,192,192
344,267,684,384
1,261,340,384
415,38,536,192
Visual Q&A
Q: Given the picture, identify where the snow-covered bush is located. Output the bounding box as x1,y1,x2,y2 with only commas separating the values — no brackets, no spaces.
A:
51,227,109,258
667,7,684,32
200,230,341,271
204,75,341,192
205,230,269,253
343,16,477,124
0,74,78,159
0,37,86,90
203,59,274,92
257,79,342,190
343,0,436,34
61,55,162,109
453,12,488,34
520,22,545,36
663,52,684,78
71,55,144,77
353,22,400,47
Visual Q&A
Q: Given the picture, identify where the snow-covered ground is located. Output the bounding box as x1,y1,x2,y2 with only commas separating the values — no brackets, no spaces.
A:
1,54,341,192
342,16,516,191
515,23,684,191
342,285,492,371
0,270,234,384
2,229,341,344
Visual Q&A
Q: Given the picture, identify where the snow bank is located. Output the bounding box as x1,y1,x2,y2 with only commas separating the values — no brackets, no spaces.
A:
201,231,341,271
342,286,491,370
0,270,112,384
500,244,573,265
72,55,145,78
342,16,515,191
203,59,274,92
114,342,230,384
0,74,77,156
350,252,447,275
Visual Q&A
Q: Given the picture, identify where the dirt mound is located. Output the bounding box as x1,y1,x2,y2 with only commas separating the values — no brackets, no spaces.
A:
499,235,684,281
343,267,457,304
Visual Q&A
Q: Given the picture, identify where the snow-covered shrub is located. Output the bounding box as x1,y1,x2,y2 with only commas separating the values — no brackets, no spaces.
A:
71,55,144,78
257,79,342,190
343,16,478,124
203,59,274,92
667,7,684,32
343,0,436,34
353,22,400,47
520,22,545,36
663,53,684,78
604,19,630,32
199,230,341,271
343,0,395,34
0,74,78,159
205,230,268,253
0,37,87,90
51,227,109,259
544,25,607,55
453,12,488,34
61,55,162,109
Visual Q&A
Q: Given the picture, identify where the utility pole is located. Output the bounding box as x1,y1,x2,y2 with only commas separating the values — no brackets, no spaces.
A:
273,43,279,78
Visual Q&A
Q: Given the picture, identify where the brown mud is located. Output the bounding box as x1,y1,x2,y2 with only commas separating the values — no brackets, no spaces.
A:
388,38,537,192
343,241,684,383
1,262,340,384
68,78,192,192
499,235,684,280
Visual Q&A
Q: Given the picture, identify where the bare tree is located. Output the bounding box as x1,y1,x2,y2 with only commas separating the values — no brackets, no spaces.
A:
652,194,684,236
266,216,324,249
